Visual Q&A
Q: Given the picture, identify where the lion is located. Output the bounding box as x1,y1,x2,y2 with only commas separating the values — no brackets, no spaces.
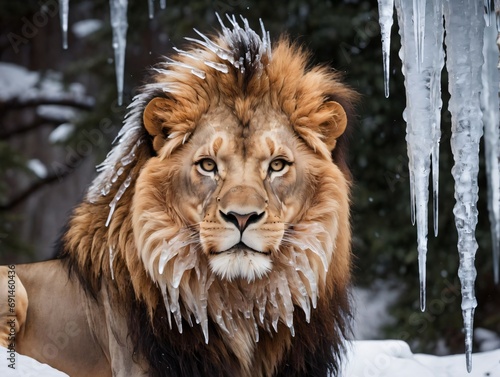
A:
1,15,356,377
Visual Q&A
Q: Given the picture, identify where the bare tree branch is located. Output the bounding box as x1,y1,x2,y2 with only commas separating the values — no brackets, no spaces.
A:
0,119,55,140
0,158,84,211
0,94,95,139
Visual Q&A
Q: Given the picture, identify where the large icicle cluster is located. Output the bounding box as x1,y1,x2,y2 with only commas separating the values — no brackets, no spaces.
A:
378,0,500,371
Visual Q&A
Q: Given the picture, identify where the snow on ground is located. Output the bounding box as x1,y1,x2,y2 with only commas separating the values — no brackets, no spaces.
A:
1,341,499,376
1,347,68,376
342,340,500,377
352,283,400,340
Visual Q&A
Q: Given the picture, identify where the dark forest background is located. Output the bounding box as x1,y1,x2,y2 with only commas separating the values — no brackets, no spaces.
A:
0,0,499,355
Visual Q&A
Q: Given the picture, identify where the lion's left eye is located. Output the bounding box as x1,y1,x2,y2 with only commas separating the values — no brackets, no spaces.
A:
198,158,217,173
269,159,288,173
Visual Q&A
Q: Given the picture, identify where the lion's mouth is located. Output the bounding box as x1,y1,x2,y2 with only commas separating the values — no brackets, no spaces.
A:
210,242,271,256
208,242,273,281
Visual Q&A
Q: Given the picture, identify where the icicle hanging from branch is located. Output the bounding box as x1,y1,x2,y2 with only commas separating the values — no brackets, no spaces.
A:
482,4,500,285
109,0,129,106
443,0,484,371
58,0,69,49
393,0,444,312
377,0,394,98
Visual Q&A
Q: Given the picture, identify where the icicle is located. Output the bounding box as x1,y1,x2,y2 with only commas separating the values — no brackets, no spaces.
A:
429,0,445,238
105,173,132,227
101,182,112,196
276,271,294,328
167,284,183,334
395,0,444,312
198,264,210,344
296,281,311,322
204,61,230,73
215,307,231,335
413,0,426,69
109,0,129,106
496,0,500,32
200,315,209,344
481,9,500,283
286,223,330,272
256,293,267,324
259,19,269,51
172,47,202,62
443,0,484,371
172,246,197,288
159,283,172,329
120,139,142,166
159,0,166,9
59,0,69,49
250,311,260,342
148,0,154,19
377,0,395,97
109,246,115,280
158,239,178,275
166,60,206,79
190,69,206,79
485,0,492,26
292,250,318,309
185,32,235,65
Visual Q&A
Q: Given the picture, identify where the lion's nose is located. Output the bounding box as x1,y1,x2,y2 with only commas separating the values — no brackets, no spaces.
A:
220,210,265,232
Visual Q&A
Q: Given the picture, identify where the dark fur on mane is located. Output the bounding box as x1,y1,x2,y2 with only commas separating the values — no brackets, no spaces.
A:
127,279,352,377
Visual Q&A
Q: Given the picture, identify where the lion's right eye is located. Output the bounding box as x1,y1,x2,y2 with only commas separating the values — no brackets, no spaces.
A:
269,159,286,172
198,158,217,173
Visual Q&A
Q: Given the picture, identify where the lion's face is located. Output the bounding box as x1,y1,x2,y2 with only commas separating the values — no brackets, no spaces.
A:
135,99,343,284
177,105,306,282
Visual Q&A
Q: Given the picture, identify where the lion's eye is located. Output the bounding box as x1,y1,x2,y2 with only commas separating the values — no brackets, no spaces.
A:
269,159,287,173
198,158,217,173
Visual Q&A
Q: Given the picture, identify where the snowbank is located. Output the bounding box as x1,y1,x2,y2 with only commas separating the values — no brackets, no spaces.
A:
342,340,500,377
0,347,68,376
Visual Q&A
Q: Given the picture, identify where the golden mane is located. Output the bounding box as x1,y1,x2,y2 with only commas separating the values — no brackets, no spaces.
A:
58,15,357,377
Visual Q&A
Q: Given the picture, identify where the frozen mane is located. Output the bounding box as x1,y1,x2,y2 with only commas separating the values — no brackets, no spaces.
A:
86,14,271,219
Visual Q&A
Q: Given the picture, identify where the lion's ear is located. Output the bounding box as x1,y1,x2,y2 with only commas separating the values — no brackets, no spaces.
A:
320,101,347,151
143,98,170,151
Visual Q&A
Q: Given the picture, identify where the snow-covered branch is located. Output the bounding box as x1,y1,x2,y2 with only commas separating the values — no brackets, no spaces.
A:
0,95,94,112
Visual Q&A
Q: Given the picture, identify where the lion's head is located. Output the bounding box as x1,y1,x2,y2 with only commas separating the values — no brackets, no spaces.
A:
63,15,356,376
